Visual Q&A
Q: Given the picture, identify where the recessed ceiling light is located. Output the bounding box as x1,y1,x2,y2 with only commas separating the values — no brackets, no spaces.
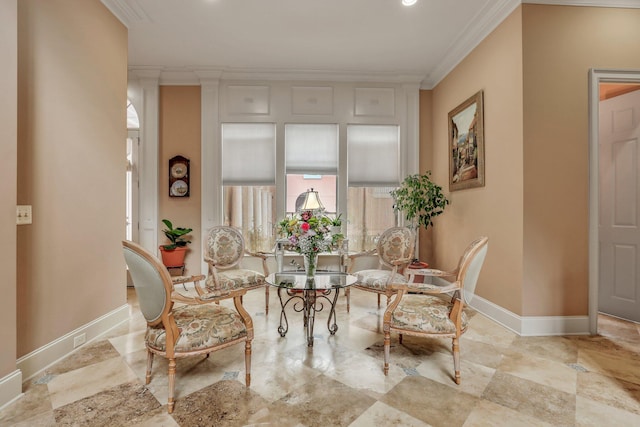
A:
402,0,417,6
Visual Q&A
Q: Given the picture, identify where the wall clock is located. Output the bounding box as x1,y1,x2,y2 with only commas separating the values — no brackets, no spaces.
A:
168,155,190,197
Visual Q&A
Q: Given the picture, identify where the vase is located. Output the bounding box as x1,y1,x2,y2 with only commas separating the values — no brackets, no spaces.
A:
303,252,319,278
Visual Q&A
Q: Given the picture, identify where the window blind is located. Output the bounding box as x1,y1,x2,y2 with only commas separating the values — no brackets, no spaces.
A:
347,125,400,186
222,123,276,185
285,124,338,174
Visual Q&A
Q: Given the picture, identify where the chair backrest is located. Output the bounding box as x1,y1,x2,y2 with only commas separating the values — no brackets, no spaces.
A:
204,226,245,269
455,236,489,304
122,240,171,325
377,227,415,270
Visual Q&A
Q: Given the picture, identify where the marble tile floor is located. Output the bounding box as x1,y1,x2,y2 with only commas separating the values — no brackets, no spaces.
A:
2,287,640,426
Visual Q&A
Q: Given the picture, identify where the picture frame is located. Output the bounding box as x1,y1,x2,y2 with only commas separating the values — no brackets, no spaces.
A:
169,155,190,197
448,90,485,191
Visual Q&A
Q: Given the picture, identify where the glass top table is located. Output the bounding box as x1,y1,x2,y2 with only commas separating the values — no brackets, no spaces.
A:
266,272,357,347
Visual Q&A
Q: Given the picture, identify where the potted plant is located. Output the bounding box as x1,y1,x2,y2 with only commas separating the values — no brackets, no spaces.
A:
390,171,449,264
158,219,193,267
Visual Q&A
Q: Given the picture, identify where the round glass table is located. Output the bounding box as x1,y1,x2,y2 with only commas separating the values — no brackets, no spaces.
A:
266,272,357,347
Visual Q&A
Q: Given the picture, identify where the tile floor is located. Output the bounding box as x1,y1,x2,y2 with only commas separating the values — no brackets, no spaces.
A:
1,287,640,426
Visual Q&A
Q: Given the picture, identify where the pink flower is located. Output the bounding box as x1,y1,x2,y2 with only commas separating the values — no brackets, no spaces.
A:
301,211,311,221
301,222,310,232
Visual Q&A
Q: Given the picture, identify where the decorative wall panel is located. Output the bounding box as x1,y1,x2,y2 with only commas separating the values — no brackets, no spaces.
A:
354,87,395,117
227,85,270,115
292,86,333,115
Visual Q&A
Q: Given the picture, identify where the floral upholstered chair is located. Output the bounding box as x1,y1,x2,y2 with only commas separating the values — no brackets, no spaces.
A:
122,240,253,414
204,226,270,314
383,236,488,384
346,227,415,312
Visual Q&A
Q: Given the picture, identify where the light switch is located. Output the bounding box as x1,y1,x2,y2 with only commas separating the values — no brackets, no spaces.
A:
17,205,32,225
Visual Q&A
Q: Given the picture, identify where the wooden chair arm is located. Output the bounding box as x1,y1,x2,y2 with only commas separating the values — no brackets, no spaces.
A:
243,251,270,276
410,268,456,277
390,257,413,267
245,250,268,260
171,287,246,305
411,281,460,294
171,274,206,285
388,280,460,294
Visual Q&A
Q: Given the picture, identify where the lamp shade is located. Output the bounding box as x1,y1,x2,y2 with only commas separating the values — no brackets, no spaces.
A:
299,188,325,212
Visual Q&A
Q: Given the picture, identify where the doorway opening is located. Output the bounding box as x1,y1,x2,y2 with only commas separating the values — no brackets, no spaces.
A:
126,101,140,287
588,69,640,334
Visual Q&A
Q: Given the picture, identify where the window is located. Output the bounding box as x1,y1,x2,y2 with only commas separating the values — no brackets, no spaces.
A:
285,124,338,215
347,125,400,251
221,123,276,252
220,122,401,252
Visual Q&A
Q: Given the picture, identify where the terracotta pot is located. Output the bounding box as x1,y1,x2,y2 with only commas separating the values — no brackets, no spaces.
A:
159,246,188,267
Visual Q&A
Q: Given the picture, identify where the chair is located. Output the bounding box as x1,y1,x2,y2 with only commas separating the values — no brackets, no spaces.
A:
122,240,253,413
346,227,416,312
382,236,489,384
203,226,271,314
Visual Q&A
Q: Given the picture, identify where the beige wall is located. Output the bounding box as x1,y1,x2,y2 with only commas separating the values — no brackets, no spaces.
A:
418,90,435,264
17,0,127,355
0,0,18,378
429,7,524,314
158,86,202,275
521,4,640,316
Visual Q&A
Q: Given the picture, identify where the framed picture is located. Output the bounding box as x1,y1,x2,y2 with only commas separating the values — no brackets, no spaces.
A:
448,90,485,191
169,155,190,197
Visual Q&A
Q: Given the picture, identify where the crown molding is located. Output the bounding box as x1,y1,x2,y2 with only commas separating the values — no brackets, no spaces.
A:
523,0,640,8
127,66,426,86
100,0,150,28
420,0,640,89
421,0,521,89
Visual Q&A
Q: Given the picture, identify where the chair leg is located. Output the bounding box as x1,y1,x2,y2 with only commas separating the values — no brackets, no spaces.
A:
245,340,252,387
383,330,391,375
346,288,350,313
145,350,154,384
452,337,461,385
377,293,381,308
265,285,269,315
167,358,177,413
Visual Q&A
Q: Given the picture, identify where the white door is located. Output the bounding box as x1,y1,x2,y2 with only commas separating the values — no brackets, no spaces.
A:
599,89,640,322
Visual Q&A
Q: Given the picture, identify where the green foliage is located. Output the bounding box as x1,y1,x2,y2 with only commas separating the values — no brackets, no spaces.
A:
390,172,449,230
161,219,192,250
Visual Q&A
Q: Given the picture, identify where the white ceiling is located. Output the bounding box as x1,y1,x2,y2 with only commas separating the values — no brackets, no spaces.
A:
102,0,640,88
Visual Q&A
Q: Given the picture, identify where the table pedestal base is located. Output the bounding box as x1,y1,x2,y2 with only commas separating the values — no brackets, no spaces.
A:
277,287,340,346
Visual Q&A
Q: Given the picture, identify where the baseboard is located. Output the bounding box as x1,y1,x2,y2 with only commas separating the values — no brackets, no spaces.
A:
469,294,590,336
17,304,129,382
0,370,23,410
520,314,590,336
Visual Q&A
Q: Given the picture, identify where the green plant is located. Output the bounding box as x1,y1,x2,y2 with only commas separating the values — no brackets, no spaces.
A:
390,171,449,230
331,213,343,227
161,219,192,250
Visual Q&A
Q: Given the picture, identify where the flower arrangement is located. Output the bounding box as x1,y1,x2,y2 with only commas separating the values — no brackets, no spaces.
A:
278,210,344,255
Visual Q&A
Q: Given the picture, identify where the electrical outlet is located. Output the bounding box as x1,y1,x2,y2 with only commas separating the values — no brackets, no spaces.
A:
16,205,32,225
73,333,86,348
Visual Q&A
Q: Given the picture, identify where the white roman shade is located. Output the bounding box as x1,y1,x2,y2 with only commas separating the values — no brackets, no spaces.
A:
347,124,400,186
285,124,338,174
222,123,276,185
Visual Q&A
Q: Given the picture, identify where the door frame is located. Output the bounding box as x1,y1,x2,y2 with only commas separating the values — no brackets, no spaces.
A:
588,68,640,334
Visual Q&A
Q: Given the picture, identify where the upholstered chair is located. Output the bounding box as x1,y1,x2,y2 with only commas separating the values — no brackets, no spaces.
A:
346,227,415,312
383,236,489,384
204,226,270,314
122,240,253,414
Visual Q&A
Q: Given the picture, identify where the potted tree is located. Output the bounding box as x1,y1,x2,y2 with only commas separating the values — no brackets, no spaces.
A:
390,171,449,265
158,219,193,268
